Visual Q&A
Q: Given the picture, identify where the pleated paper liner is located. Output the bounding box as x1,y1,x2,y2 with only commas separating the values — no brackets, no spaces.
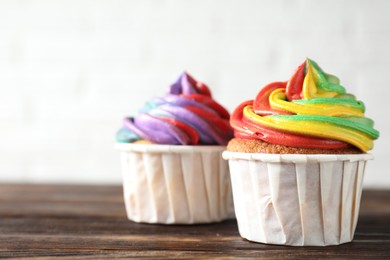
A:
117,143,234,224
223,152,373,246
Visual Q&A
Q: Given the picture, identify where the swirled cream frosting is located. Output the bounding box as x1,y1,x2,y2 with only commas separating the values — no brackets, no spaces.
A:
231,58,379,152
117,72,233,145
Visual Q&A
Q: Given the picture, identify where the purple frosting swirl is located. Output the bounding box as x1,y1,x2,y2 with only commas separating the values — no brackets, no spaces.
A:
116,72,233,145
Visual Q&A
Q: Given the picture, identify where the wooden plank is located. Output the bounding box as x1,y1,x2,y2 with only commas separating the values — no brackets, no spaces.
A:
0,184,389,258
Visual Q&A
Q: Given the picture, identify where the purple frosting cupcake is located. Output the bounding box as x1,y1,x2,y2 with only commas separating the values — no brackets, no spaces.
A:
116,72,234,224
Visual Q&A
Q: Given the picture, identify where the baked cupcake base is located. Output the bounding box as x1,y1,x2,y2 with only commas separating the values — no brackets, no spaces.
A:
227,138,362,154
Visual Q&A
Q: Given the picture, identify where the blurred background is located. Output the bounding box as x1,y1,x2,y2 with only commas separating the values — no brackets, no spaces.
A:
0,0,388,187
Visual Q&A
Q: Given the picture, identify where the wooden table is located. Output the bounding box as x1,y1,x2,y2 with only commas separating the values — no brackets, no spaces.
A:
0,184,389,259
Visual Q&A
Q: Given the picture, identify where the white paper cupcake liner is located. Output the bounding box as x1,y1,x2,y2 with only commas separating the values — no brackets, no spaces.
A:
222,152,373,246
117,143,234,224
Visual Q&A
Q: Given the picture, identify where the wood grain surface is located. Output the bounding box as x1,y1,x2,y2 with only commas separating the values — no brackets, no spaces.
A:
0,184,389,259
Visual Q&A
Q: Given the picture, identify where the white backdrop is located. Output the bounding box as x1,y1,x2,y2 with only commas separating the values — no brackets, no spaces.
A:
0,0,389,187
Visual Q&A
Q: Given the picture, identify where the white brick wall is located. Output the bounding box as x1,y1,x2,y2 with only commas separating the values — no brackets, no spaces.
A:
0,0,389,187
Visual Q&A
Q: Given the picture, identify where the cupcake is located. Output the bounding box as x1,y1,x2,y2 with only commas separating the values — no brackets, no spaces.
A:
223,58,379,246
116,72,234,224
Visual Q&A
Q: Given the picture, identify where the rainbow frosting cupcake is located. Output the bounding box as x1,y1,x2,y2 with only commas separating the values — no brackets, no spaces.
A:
223,58,379,246
117,72,234,224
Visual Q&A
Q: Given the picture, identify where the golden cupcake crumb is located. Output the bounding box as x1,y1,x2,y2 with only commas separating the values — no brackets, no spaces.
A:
227,138,362,154
132,140,155,145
